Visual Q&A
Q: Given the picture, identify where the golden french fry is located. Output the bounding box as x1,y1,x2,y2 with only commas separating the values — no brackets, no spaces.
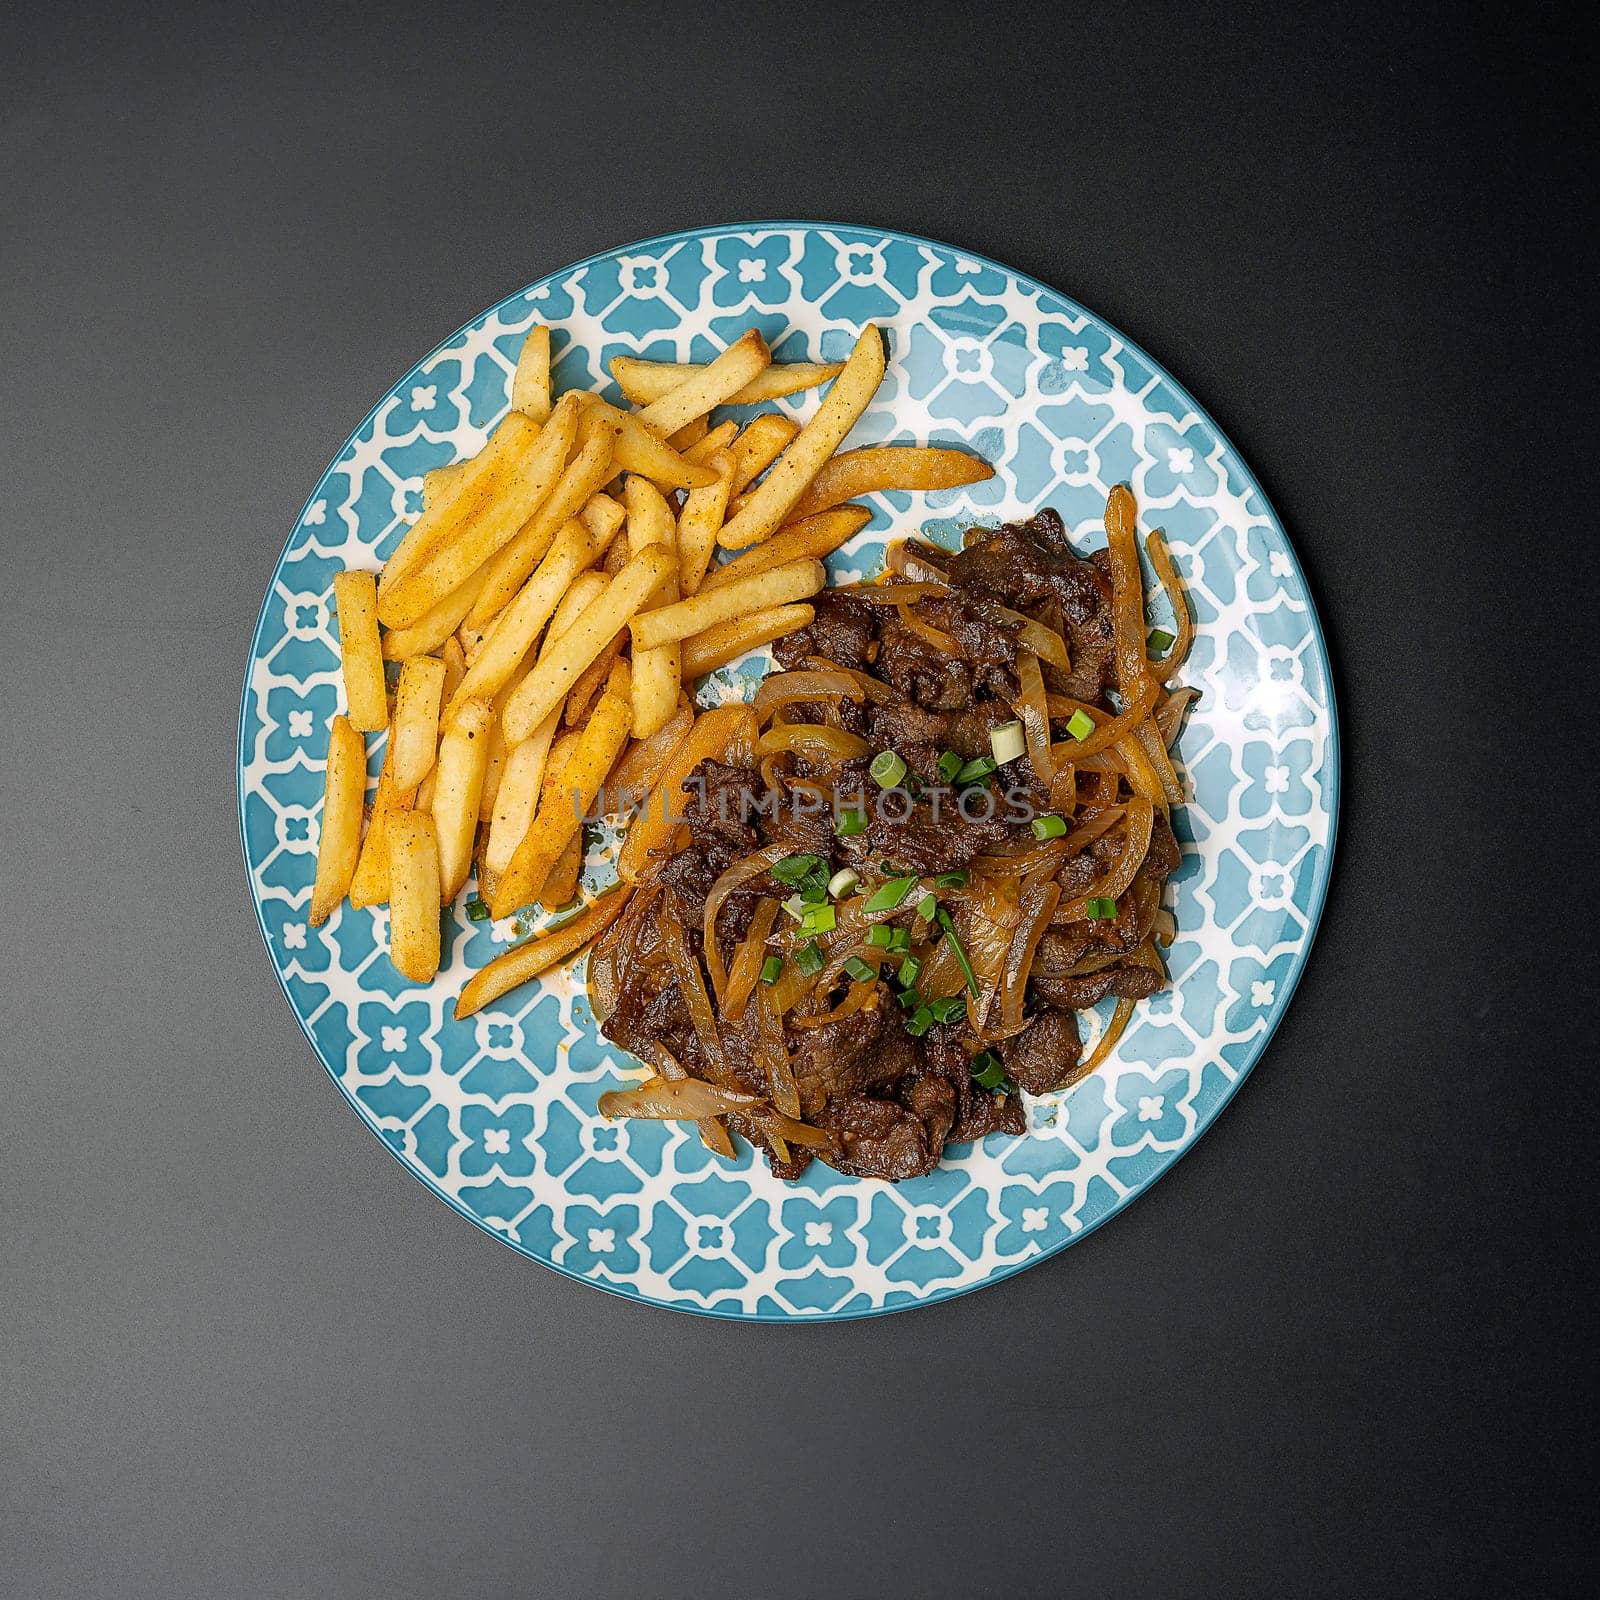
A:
668,415,709,452
636,330,771,437
456,888,632,1018
448,517,605,713
381,566,490,660
381,411,540,598
492,679,632,917
309,715,366,925
387,812,441,981
680,603,815,679
683,419,740,463
581,493,626,545
502,545,673,743
421,459,468,512
538,829,583,910
467,414,619,628
427,698,494,902
485,710,559,877
439,636,466,699
700,505,872,594
623,475,681,739
511,325,552,423
331,570,387,731
564,630,627,726
379,396,578,628
602,536,629,575
390,656,447,791
456,617,490,667
785,444,993,521
348,743,418,909
676,450,735,596
631,557,823,652
728,413,799,494
578,397,717,489
610,356,844,408
716,326,885,549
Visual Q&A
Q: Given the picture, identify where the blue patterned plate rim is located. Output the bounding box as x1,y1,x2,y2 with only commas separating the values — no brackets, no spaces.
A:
237,221,1340,1321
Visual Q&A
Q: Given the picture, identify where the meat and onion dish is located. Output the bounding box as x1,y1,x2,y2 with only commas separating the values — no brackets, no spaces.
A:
587,488,1195,1181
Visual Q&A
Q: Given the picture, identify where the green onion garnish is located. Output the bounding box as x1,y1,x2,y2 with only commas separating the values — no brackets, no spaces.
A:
1086,896,1118,920
465,897,491,922
869,749,908,788
796,940,825,976
834,808,868,837
897,954,922,988
759,955,784,985
799,882,828,905
905,1006,935,1037
937,750,963,783
937,907,980,998
866,925,894,947
885,926,911,951
864,875,917,914
842,955,877,983
1147,627,1176,654
827,868,858,899
897,985,925,1010
781,894,805,921
932,870,968,890
916,892,937,920
929,995,966,1024
970,1050,1007,1089
799,903,837,936
1031,814,1067,840
956,755,997,784
989,720,1026,765
1065,709,1096,741
771,853,826,884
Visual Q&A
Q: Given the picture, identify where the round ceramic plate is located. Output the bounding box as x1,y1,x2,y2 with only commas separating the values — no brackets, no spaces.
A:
239,223,1338,1320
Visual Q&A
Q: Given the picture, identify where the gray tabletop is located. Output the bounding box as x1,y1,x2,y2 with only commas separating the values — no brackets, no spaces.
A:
3,2,1592,1596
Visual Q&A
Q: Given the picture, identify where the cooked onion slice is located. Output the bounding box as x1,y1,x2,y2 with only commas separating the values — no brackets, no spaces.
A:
599,1075,760,1120
752,668,867,723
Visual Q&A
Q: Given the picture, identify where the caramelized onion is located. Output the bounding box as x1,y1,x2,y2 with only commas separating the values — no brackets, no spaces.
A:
603,699,694,819
1144,527,1194,683
721,897,781,1022
658,902,726,1077
1103,484,1152,702
799,657,896,700
1058,796,1155,921
1014,650,1054,785
999,873,1061,1036
790,977,879,1028
1132,718,1184,805
703,843,791,1003
643,1040,735,1159
756,723,870,763
599,1075,759,1120
1047,678,1159,760
751,984,801,1115
830,581,951,604
1116,729,1171,810
885,539,951,582
893,600,959,654
1156,686,1199,748
995,605,1070,672
752,669,866,724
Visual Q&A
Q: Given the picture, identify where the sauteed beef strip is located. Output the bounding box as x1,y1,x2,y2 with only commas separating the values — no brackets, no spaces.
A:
788,988,921,1117
771,590,879,673
996,1009,1083,1096
1031,964,1164,1012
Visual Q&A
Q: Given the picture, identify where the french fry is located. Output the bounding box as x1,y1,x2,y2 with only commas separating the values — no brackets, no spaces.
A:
630,558,824,652
675,450,735,595
623,475,681,738
581,493,626,545
492,676,632,918
309,715,366,925
456,617,490,667
700,505,872,593
421,459,467,512
379,396,578,628
485,710,559,877
683,419,739,463
578,397,717,489
728,413,799,493
716,326,885,549
785,445,993,521
564,629,627,725
538,829,583,910
668,415,709,452
331,570,387,730
440,635,467,700
681,603,815,679
348,744,418,909
381,411,540,598
636,329,771,437
502,545,673,743
390,656,447,791
381,566,491,660
511,325,552,423
467,412,619,627
610,356,844,408
455,887,632,1018
448,517,606,713
427,697,494,902
602,536,629,575
387,812,442,982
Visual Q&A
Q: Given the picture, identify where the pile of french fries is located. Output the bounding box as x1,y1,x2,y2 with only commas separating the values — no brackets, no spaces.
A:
308,321,994,991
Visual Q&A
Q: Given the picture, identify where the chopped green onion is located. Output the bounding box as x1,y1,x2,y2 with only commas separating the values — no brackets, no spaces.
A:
956,755,997,784
771,853,825,884
932,870,968,890
781,894,806,921
1065,709,1096,742
897,985,925,1010
465,897,491,922
885,926,911,951
1147,627,1176,654
796,940,825,976
759,956,784,985
1031,814,1068,840
827,868,859,900
1086,896,1118,920
929,995,966,1024
864,875,918,914
916,892,937,921
970,1050,1007,1089
869,749,908,788
937,750,964,783
989,720,1026,765
799,882,828,904
798,903,837,936
842,956,877,984
937,907,980,998
834,808,868,837
897,954,922,988
905,1006,935,1038
866,925,894,947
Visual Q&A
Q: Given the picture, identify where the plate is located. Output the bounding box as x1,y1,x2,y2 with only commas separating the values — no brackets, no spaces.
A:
238,223,1338,1320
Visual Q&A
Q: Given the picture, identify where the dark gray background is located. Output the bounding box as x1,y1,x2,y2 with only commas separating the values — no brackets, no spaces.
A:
3,2,1594,1595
